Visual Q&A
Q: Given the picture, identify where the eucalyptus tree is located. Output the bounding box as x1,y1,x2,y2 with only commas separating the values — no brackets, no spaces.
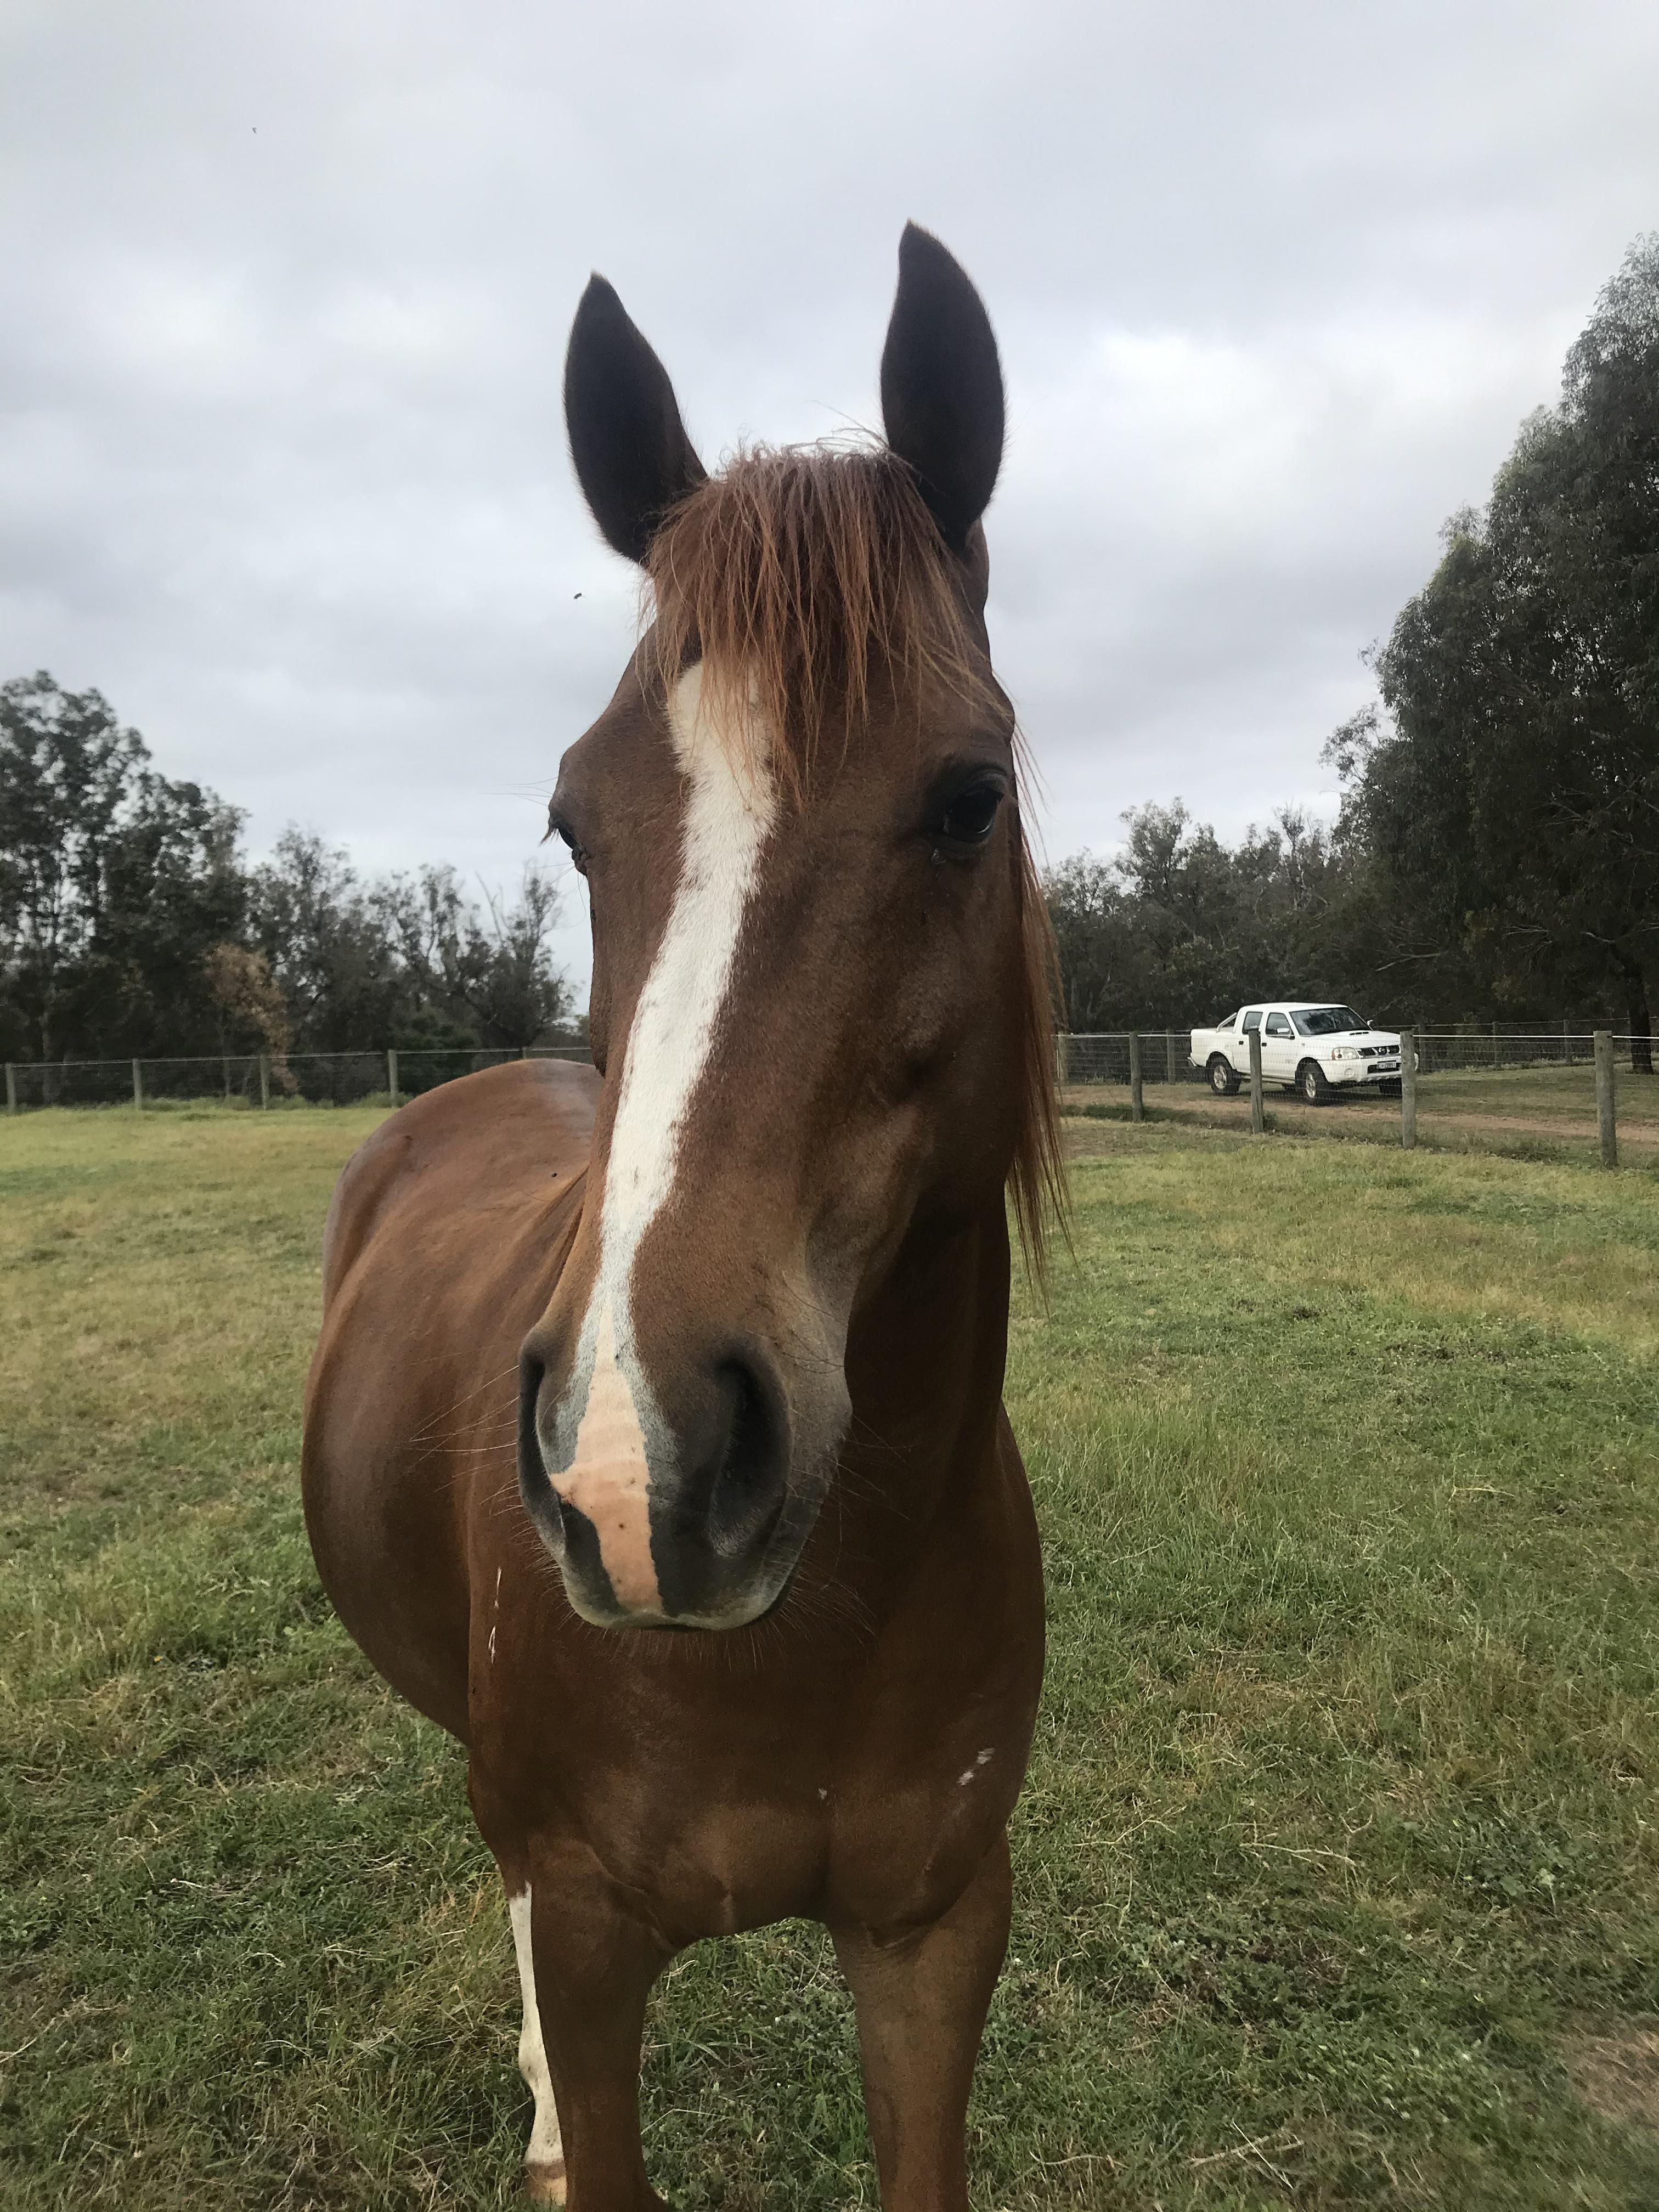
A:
1341,236,1659,1067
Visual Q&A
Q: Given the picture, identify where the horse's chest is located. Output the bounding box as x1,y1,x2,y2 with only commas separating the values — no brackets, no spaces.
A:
523,1733,1019,1945
471,1538,1040,1944
592,1783,827,1938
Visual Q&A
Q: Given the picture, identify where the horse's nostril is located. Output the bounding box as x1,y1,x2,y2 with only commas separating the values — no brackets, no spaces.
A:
704,1358,787,1560
516,1346,568,1559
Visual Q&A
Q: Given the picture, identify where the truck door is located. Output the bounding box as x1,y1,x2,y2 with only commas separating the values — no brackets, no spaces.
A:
1262,1009,1297,1085
1238,1008,1263,1074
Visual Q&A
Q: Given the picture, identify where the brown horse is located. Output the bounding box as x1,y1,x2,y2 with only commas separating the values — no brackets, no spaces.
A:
302,224,1060,2211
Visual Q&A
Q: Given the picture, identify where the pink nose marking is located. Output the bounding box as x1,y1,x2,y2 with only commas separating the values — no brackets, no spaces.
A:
556,1307,662,1615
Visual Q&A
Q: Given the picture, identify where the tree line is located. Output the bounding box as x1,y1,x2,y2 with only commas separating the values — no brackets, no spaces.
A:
1046,233,1658,1071
0,670,575,1067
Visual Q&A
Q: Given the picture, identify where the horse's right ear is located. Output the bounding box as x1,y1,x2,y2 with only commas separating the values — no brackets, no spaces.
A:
564,276,706,566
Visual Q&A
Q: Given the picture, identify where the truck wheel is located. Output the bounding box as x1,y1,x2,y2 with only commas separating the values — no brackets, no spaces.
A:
1297,1060,1330,1105
1208,1056,1240,1097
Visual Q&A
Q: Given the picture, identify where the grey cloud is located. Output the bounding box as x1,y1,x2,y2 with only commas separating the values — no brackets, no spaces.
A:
3,0,1657,988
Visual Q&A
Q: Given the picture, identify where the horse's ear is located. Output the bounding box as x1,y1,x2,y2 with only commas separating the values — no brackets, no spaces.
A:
564,276,706,566
879,224,1004,555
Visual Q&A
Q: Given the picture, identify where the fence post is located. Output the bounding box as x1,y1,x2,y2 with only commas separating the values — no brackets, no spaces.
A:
4,1063,16,1115
1248,1028,1265,1135
1400,1028,1416,1150
1128,1032,1143,1123
387,1049,400,1108
1492,1019,1499,1068
1165,1029,1177,1084
258,1054,270,1110
132,1058,143,1110
1054,1034,1068,1090
1595,1030,1617,1169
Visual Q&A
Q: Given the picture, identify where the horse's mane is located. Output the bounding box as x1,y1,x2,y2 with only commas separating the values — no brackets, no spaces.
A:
645,441,1066,1279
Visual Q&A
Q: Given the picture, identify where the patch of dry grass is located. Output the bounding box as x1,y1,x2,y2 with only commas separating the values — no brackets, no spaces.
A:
1061,1117,1659,1355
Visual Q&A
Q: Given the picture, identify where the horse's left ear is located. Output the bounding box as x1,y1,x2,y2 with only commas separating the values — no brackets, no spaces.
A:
880,224,1005,556
565,275,706,565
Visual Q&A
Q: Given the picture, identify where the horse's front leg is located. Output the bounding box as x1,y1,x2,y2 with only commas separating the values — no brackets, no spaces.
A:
503,1880,568,2203
516,1841,673,2212
831,1830,1012,2212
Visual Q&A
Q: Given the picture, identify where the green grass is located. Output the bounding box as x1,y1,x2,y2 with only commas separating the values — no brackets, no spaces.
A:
3,1105,1659,2207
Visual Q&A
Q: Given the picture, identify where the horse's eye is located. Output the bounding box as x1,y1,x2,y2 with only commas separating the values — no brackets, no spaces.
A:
939,782,1004,845
552,817,589,876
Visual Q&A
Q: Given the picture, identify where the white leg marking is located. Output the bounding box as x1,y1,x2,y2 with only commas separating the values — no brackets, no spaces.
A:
508,1887,566,2194
547,664,776,1611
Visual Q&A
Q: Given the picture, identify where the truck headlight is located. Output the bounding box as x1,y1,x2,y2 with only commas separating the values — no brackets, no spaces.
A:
1329,1047,1360,1060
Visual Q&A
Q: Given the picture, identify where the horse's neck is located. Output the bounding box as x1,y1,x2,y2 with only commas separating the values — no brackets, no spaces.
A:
842,1205,1012,1533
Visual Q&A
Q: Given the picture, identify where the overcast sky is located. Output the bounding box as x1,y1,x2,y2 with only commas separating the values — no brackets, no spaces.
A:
4,1,1657,992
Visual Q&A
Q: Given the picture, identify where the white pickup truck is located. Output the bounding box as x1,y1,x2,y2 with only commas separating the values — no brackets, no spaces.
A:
1190,1003,1404,1104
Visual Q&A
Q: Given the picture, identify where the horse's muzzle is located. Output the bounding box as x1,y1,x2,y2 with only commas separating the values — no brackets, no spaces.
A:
516,1336,838,1632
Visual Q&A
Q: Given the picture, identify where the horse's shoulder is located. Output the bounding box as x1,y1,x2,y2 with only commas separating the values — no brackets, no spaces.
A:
320,1058,599,1305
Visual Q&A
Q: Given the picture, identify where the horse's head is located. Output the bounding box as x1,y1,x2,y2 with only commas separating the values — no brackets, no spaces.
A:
518,225,1058,1630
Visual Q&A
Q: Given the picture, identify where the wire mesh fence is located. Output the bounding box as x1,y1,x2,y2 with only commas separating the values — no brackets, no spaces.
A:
5,1031,1652,1167
1058,1031,1205,1088
1409,1029,1649,1073
2,1044,591,1113
1056,1030,1655,1167
1057,1029,1653,1087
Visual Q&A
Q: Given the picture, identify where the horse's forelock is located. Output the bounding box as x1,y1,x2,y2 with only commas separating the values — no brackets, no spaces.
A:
643,439,1066,1278
645,442,985,787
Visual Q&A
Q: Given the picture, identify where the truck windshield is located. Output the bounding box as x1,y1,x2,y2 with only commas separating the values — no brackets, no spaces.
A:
1293,1006,1366,1036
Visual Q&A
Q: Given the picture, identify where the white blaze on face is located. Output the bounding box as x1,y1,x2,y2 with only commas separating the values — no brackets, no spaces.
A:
547,664,776,1615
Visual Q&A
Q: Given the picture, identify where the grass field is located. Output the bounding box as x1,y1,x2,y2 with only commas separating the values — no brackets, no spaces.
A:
4,1104,1659,2208
1065,1062,1659,1166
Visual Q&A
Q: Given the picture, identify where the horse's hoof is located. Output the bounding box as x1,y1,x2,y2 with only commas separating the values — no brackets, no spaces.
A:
523,2156,567,2204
